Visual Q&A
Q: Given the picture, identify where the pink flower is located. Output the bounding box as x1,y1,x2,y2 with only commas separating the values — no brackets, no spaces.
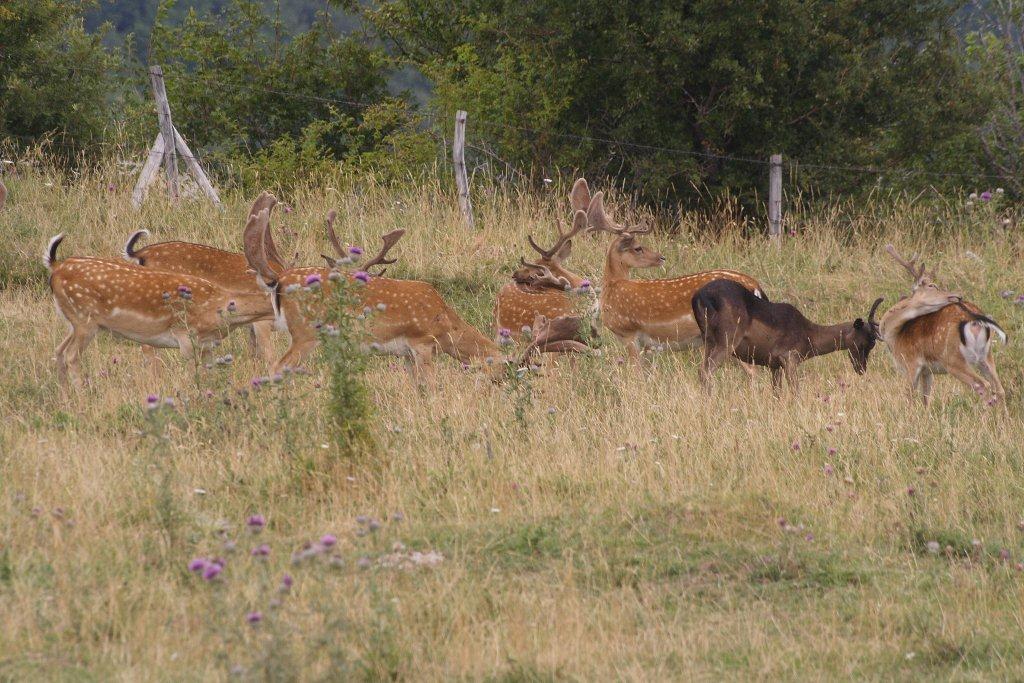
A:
188,557,207,572
202,563,222,580
246,611,263,625
353,271,370,284
823,464,834,476
246,514,266,532
304,273,322,286
349,246,364,255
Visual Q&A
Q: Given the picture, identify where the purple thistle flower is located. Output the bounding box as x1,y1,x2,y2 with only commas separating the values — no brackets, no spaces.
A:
227,300,237,312
320,534,337,547
498,327,512,339
356,556,372,570
1001,290,1014,299
823,463,835,476
246,514,266,532
981,191,993,201
177,284,192,296
579,279,591,289
368,519,381,532
146,394,159,405
1000,548,1011,561
283,205,293,214
349,245,364,256
246,611,263,625
353,271,370,284
355,515,369,525
202,563,222,580
304,273,322,286
107,184,116,192
188,557,207,572
791,441,800,452
827,447,837,456
281,574,293,589
251,544,270,557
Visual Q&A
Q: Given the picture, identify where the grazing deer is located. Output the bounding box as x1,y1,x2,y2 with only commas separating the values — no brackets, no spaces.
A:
494,209,593,341
693,279,883,391
881,245,1006,405
46,213,278,386
587,191,767,362
245,209,514,380
122,192,284,363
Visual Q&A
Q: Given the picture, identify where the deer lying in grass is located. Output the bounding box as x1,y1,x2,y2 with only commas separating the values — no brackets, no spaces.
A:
122,192,284,363
46,217,277,386
693,279,883,391
494,208,594,343
245,208,531,380
587,191,767,363
881,245,1006,405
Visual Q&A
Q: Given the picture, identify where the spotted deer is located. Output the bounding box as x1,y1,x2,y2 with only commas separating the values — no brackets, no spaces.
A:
122,192,284,363
245,208,515,380
494,208,593,341
880,245,1006,405
693,279,883,391
587,191,767,362
46,215,278,386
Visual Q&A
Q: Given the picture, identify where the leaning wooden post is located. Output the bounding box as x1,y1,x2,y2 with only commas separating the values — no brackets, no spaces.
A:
453,110,475,229
149,65,180,202
173,128,221,207
131,133,165,209
768,153,782,241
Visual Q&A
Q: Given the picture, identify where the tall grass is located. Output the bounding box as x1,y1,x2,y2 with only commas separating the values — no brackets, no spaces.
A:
1,158,1023,679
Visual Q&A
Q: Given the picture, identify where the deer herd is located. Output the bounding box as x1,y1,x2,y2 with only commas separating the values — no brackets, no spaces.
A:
3,172,1003,406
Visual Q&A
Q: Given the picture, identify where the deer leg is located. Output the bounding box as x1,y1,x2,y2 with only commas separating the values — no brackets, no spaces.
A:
63,324,98,388
978,352,1005,404
738,361,759,382
782,357,800,394
699,337,732,388
944,360,990,403
407,343,436,388
251,321,277,367
770,366,784,393
273,325,319,374
54,331,75,383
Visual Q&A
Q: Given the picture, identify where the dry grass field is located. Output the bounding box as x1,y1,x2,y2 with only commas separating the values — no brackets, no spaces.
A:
2,163,1024,680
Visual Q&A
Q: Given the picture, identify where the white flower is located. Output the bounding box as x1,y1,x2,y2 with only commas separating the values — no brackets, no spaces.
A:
997,187,1005,194
969,192,978,200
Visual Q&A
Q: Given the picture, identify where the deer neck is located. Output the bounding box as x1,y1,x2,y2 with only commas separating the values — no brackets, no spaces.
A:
225,290,275,325
443,319,503,363
805,322,851,359
603,247,631,284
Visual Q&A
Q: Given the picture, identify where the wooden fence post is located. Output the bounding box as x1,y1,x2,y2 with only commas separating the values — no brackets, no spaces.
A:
453,110,475,229
148,66,180,202
131,133,165,209
173,128,221,207
768,153,782,240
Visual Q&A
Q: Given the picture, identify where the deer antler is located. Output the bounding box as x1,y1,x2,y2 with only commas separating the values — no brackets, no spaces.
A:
885,244,927,284
324,210,345,260
362,229,406,272
868,297,884,337
569,178,591,212
527,210,589,258
586,192,650,237
246,192,285,268
243,208,278,285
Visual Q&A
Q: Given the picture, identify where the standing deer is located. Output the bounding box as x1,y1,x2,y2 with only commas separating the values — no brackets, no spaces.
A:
494,209,593,341
245,208,514,380
122,192,284,363
881,245,1006,405
45,211,278,386
587,191,767,362
693,279,883,391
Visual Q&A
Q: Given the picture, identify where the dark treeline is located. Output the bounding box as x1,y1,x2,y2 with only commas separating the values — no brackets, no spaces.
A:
2,0,1023,203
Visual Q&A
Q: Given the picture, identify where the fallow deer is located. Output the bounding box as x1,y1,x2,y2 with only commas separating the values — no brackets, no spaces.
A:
245,208,513,380
122,192,284,363
881,245,1007,405
45,212,278,386
494,209,593,342
693,279,883,392
587,191,767,362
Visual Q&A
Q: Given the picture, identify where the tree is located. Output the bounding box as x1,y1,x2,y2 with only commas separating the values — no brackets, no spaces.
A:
353,0,990,201
0,0,125,155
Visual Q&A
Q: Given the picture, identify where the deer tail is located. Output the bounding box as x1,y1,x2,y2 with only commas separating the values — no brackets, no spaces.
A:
123,229,150,264
44,234,65,271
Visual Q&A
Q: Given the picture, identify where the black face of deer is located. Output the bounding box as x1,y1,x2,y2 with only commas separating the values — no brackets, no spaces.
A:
846,298,883,374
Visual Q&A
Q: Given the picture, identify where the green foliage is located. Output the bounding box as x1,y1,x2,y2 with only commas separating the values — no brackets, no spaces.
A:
148,0,430,187
320,276,374,456
356,0,991,201
0,0,129,157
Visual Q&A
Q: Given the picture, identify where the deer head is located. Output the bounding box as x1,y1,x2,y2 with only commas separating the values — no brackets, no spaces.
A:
521,209,589,287
885,244,939,292
587,192,664,271
516,314,593,365
847,297,884,374
512,257,571,290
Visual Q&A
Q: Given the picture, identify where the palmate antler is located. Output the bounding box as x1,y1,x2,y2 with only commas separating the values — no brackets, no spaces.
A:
527,210,589,259
362,229,406,273
242,208,278,286
585,192,652,237
569,178,591,213
322,209,406,274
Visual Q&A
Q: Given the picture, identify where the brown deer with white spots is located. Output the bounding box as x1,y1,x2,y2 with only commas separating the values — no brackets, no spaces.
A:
494,208,593,342
880,245,1007,405
46,216,277,387
122,191,284,363
245,208,514,380
587,191,767,362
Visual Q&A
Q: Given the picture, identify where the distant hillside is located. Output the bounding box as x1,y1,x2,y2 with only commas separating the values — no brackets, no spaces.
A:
85,1,361,57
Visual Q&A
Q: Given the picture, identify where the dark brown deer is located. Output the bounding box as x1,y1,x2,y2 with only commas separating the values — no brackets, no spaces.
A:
693,279,883,391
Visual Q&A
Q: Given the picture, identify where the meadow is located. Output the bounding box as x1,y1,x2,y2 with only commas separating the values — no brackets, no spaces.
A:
2,163,1024,680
